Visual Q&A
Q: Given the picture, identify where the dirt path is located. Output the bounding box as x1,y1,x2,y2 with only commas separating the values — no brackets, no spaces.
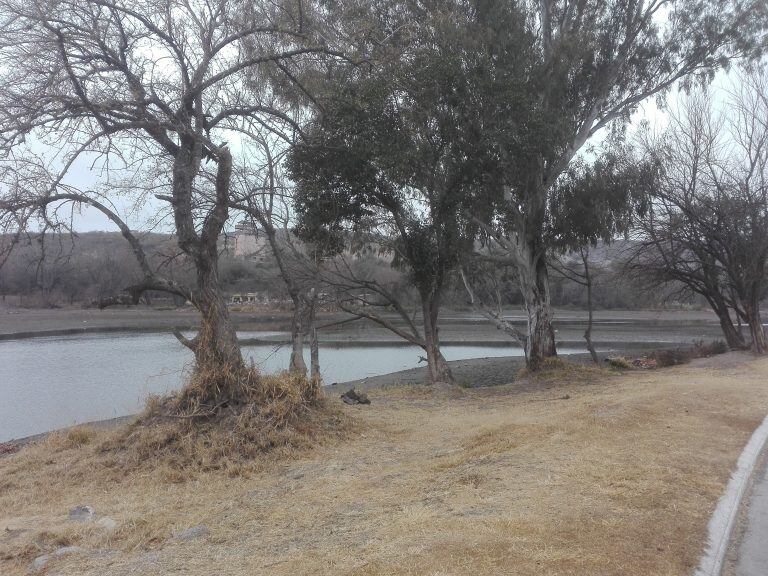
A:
2,353,768,575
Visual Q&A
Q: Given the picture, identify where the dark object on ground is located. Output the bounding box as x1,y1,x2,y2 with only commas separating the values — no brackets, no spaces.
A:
0,442,20,457
341,388,371,405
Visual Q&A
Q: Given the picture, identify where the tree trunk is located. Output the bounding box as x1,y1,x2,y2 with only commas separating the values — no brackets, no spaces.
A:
420,292,454,386
308,293,320,382
582,252,598,364
518,251,557,370
194,263,243,370
745,301,767,354
706,296,746,350
289,301,307,375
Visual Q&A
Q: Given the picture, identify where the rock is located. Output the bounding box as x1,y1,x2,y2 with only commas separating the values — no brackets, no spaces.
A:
173,525,210,541
96,517,118,531
29,546,84,573
29,556,49,573
340,388,371,405
68,505,95,523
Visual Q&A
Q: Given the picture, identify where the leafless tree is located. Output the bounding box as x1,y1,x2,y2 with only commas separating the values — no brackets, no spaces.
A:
228,132,330,379
630,73,768,353
550,248,601,363
0,0,351,403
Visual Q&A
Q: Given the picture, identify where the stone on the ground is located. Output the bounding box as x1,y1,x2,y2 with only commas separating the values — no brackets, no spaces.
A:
173,525,210,541
29,546,84,573
96,517,118,531
68,505,95,522
340,388,370,405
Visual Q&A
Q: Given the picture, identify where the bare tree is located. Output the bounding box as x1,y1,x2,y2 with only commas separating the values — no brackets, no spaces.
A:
549,248,604,364
229,133,330,379
630,75,768,353
0,0,350,404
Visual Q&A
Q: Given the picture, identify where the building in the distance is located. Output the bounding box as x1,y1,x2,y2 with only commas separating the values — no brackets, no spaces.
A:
233,221,292,263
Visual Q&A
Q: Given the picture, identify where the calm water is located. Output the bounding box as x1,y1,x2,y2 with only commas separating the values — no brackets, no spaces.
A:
0,332,562,441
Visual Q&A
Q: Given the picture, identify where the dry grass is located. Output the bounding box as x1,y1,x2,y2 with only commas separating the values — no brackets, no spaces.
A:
516,356,608,381
99,367,348,473
2,353,768,575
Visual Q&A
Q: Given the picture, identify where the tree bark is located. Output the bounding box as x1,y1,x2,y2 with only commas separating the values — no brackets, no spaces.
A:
745,301,767,354
308,291,320,382
518,249,557,370
171,141,244,380
289,301,308,375
256,218,310,376
193,262,243,370
707,297,747,350
420,292,454,386
582,252,599,364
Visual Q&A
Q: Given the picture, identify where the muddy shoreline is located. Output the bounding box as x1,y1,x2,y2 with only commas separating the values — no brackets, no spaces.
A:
1,305,726,345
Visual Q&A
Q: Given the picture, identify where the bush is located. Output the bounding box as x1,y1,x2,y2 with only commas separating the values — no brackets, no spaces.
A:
651,348,692,367
693,339,729,357
605,356,632,370
650,340,729,368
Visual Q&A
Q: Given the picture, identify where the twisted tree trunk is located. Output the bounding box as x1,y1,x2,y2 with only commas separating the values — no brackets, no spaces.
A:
706,296,746,350
194,262,243,369
171,141,245,386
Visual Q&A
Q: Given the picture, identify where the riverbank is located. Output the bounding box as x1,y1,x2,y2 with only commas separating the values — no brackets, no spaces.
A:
1,352,767,575
0,305,728,345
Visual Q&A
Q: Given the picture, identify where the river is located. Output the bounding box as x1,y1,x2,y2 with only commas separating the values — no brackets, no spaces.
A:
0,331,589,442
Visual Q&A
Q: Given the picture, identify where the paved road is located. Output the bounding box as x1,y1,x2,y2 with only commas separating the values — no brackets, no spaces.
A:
731,451,768,576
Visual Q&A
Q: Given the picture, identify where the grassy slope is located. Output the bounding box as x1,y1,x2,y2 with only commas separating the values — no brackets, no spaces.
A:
2,353,768,575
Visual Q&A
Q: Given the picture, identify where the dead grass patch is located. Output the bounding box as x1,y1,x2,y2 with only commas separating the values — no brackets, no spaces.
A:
516,356,608,382
95,367,352,475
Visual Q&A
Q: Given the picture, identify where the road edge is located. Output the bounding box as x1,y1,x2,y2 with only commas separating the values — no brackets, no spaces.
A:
695,413,768,576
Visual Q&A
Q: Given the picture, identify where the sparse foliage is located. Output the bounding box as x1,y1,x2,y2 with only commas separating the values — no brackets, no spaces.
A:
630,75,768,353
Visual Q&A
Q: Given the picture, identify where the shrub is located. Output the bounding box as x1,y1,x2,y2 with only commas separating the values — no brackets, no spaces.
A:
651,348,692,367
605,356,632,370
693,339,729,357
